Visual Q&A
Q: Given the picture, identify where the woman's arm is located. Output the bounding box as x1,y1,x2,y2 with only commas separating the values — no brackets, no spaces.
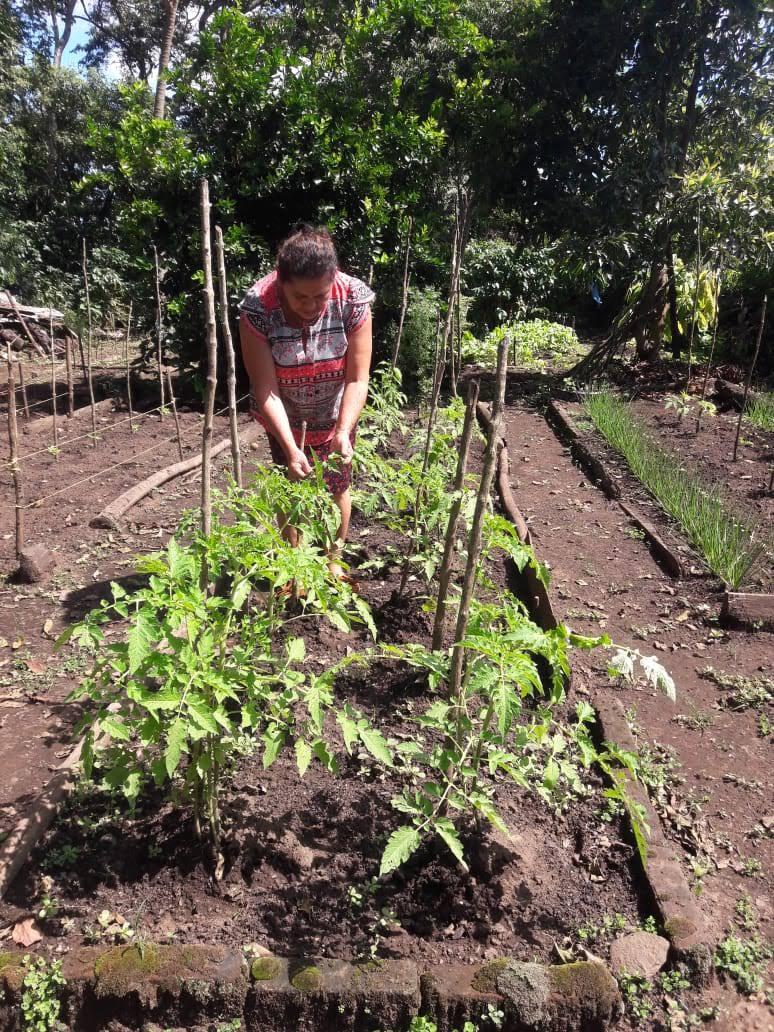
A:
239,316,311,480
331,312,372,465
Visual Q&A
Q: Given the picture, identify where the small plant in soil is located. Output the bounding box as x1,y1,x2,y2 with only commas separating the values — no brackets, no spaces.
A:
744,390,774,432
697,665,773,711
714,933,773,995
584,389,770,588
20,955,66,1032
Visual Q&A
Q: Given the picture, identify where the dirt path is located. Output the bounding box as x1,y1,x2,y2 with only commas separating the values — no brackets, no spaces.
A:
502,400,773,1016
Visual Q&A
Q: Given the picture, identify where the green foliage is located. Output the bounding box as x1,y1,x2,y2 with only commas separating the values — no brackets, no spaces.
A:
714,934,772,995
396,287,442,392
619,261,718,345
744,391,774,432
20,956,66,1032
584,390,769,588
463,319,584,371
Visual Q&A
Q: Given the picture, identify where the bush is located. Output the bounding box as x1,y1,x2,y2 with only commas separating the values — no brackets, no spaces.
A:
462,319,584,371
396,286,442,394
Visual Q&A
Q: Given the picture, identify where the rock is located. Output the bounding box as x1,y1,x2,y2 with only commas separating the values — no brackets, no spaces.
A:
17,543,56,583
496,961,550,1024
609,931,670,979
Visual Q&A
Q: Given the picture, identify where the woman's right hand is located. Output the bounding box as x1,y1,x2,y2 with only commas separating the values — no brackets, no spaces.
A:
287,447,312,481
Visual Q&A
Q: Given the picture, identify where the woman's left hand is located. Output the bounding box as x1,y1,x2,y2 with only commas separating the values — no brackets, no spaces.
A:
330,428,354,466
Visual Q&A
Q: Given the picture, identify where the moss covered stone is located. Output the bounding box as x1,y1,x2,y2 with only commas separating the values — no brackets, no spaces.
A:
471,957,509,994
548,960,621,1013
663,915,698,944
0,953,19,975
290,965,322,992
251,957,282,982
93,944,215,999
495,962,550,1024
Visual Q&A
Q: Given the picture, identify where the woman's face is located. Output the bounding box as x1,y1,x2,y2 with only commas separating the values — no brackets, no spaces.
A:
280,274,334,323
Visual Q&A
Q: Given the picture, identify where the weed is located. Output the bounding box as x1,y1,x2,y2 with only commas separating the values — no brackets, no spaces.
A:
20,955,66,1032
744,391,774,432
741,856,762,877
758,713,772,738
577,912,627,944
698,666,773,711
216,1021,242,1032
659,968,691,994
617,971,654,1020
584,390,769,588
714,934,772,995
734,895,758,931
40,844,79,871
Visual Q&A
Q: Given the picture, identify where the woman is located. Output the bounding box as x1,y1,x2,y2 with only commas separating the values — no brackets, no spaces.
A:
238,225,373,574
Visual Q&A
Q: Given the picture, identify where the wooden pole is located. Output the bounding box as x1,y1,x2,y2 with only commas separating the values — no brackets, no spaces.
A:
432,377,480,651
81,238,98,447
448,338,508,701
6,292,47,359
5,343,24,557
214,225,243,489
49,307,58,459
199,178,218,553
17,362,29,421
64,336,74,418
390,216,413,371
695,262,723,434
124,303,134,425
733,294,767,462
153,244,166,419
686,201,701,386
165,367,184,462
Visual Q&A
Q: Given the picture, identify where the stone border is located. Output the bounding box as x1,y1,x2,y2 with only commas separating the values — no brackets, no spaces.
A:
545,400,684,579
0,944,624,1032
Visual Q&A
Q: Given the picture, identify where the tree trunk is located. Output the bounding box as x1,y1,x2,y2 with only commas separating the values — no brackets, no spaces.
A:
51,0,77,69
666,245,683,360
153,0,180,119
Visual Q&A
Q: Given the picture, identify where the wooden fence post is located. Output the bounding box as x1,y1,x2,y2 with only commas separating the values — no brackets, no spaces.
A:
125,303,134,425
153,245,166,419
165,367,184,462
49,308,58,459
64,337,74,418
199,179,218,555
5,343,25,557
733,294,767,462
17,362,29,421
81,238,98,446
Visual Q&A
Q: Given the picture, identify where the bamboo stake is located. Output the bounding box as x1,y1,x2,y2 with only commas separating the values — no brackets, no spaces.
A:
124,303,134,426
165,367,184,462
390,216,413,370
81,239,98,447
448,338,508,701
64,336,74,418
214,225,243,488
432,377,480,651
6,292,47,359
153,244,166,419
49,308,58,460
199,179,218,556
695,262,723,434
732,294,767,462
5,342,24,557
17,362,29,420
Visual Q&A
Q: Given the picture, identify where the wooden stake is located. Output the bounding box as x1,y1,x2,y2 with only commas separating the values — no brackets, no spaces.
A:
49,307,58,460
165,367,184,462
390,216,413,370
695,262,723,434
214,225,243,488
432,377,480,651
5,343,25,557
124,303,134,425
17,362,29,420
448,338,508,701
199,178,218,553
64,336,74,418
81,238,98,447
686,201,701,386
153,244,166,419
733,294,767,462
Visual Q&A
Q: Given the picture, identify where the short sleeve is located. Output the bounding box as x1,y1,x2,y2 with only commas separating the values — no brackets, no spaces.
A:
238,288,270,340
343,277,375,334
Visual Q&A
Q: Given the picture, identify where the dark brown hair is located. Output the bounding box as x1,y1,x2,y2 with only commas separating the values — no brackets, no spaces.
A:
277,224,338,281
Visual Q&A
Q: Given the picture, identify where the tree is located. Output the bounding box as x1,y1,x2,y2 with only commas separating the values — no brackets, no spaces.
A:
153,0,178,118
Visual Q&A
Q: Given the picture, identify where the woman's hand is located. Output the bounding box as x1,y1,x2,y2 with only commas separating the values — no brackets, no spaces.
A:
330,428,354,466
287,447,312,481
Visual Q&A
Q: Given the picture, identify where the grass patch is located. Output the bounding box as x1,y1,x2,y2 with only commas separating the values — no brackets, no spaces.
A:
744,391,774,432
583,390,769,588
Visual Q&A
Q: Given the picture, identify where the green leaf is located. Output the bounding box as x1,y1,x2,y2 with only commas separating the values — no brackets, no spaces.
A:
232,579,251,610
100,716,131,742
128,608,156,673
187,699,219,734
286,637,306,664
165,718,188,778
336,709,359,753
380,825,421,876
434,817,467,871
262,728,285,768
295,738,312,777
359,725,393,766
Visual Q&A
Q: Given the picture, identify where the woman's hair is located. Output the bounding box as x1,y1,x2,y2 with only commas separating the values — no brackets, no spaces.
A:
277,224,338,281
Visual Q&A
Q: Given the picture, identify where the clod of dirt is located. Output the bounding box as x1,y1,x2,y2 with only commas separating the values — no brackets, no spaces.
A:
17,543,57,583
609,930,670,979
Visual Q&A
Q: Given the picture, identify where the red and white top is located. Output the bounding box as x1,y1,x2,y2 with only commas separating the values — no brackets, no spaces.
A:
239,269,374,446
